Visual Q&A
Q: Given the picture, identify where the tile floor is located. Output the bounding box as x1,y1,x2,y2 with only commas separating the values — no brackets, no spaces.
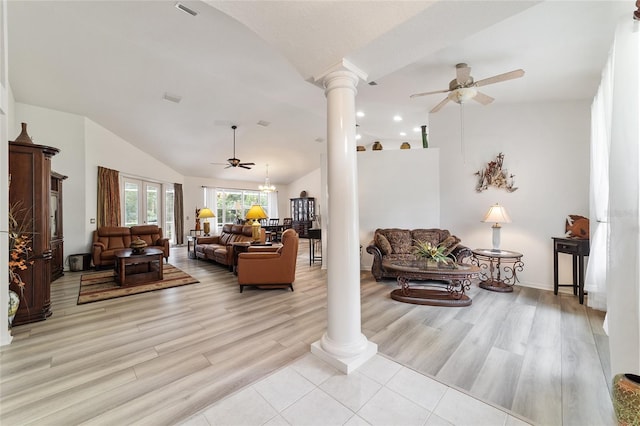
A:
181,353,534,426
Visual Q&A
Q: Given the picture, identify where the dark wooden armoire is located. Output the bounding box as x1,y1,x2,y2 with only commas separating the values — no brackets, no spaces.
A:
9,123,60,326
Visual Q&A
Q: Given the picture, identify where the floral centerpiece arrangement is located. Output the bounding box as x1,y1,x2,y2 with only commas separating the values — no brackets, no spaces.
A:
7,201,33,323
412,240,456,268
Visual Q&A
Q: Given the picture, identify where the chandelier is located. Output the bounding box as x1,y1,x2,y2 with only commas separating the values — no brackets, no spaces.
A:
259,164,276,193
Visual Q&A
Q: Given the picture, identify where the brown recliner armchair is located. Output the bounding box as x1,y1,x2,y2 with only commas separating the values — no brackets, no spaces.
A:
237,228,299,293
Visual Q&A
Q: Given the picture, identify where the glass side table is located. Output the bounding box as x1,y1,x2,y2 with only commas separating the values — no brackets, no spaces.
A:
471,248,524,293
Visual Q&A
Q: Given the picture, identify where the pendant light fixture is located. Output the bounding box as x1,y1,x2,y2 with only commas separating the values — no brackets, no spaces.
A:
259,164,276,193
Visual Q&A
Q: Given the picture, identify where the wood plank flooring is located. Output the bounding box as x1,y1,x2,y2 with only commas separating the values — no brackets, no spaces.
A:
0,241,614,425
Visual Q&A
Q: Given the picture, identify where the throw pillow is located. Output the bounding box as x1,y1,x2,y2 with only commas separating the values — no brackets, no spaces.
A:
375,233,392,255
385,229,412,254
440,235,461,256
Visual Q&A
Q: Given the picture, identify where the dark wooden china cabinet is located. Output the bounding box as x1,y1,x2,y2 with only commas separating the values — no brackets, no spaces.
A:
50,171,67,281
9,123,60,326
290,197,315,238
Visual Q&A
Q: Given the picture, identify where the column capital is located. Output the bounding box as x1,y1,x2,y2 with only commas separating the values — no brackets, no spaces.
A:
313,59,368,89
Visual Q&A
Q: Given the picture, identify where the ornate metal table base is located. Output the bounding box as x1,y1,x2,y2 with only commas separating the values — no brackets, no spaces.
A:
472,249,524,293
390,274,473,307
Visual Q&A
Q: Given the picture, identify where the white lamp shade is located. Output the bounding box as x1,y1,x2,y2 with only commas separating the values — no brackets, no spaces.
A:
482,204,511,224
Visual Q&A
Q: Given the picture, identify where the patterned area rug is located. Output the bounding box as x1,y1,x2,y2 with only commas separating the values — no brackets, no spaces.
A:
78,264,199,304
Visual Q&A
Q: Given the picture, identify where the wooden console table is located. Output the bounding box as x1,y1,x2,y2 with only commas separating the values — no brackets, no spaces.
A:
553,237,590,304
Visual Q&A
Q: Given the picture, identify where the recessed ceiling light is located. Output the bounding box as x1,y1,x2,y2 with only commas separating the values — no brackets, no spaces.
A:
393,115,403,122
368,81,378,86
175,2,198,16
163,92,182,103
413,127,421,132
356,111,365,118
356,134,362,140
400,132,407,136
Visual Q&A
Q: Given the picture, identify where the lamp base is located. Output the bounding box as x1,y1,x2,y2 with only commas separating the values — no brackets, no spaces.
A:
251,220,261,242
203,221,211,236
491,224,502,251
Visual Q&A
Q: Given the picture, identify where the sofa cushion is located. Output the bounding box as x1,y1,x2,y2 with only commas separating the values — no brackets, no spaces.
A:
383,229,412,254
440,235,461,256
375,233,393,255
412,229,449,247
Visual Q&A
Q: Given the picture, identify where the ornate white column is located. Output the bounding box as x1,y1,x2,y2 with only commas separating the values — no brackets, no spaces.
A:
311,60,377,373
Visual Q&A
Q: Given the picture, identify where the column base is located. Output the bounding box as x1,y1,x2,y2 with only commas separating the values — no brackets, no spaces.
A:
311,340,377,374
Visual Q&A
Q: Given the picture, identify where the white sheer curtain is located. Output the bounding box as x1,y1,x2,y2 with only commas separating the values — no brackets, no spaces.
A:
585,51,613,312
267,191,279,219
602,17,639,375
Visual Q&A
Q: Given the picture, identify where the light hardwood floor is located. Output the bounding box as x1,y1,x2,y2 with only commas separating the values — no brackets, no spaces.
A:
1,241,614,425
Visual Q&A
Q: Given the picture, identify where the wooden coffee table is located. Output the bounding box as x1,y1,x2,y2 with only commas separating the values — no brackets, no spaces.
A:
114,248,163,286
382,259,479,307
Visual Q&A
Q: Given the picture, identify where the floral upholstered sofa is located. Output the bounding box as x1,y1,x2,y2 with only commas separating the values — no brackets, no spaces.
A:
366,228,472,281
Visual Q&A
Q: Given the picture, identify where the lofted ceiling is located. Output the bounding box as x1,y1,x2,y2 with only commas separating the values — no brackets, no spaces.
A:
7,1,630,186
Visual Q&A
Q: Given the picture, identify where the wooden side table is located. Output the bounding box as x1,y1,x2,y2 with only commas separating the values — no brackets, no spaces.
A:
472,249,524,292
553,237,590,304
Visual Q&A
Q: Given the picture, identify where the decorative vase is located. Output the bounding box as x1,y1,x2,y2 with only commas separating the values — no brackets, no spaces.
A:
130,238,148,254
421,125,429,148
8,290,20,326
612,373,640,425
372,141,383,151
400,142,411,150
13,122,34,144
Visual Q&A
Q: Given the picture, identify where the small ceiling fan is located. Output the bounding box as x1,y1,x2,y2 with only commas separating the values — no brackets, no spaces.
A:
211,125,255,169
410,63,525,113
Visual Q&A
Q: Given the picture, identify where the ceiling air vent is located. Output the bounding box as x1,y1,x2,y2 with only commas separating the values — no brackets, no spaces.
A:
175,2,198,16
257,120,271,127
163,92,182,103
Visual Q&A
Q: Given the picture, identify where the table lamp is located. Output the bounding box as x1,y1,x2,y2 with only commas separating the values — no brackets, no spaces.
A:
245,205,268,242
198,207,215,236
482,203,511,251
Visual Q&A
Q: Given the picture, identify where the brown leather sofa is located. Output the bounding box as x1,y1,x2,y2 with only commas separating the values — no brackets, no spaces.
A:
237,228,299,292
194,224,265,269
366,228,472,281
92,225,170,269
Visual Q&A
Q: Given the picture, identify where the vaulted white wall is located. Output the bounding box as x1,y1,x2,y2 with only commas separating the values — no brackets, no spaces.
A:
432,101,590,290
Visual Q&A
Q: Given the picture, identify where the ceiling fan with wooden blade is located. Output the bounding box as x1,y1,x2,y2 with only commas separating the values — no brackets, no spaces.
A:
410,63,524,113
211,125,255,169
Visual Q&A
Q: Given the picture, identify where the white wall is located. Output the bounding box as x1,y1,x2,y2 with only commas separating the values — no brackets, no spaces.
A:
358,148,441,268
432,101,590,290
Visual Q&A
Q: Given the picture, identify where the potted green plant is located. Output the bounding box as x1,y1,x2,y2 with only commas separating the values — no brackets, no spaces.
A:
412,240,456,268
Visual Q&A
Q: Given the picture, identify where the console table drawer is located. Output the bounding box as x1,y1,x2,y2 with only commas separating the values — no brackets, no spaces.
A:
553,238,589,255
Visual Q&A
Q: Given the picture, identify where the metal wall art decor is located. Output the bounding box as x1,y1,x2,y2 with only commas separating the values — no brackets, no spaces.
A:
475,153,518,192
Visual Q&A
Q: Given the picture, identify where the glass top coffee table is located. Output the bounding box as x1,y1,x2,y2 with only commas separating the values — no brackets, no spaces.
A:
382,259,480,307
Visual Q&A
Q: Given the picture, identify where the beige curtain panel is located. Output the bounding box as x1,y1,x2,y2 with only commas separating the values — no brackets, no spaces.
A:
97,166,121,228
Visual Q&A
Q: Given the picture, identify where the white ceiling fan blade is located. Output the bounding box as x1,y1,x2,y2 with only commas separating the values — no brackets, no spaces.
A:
475,69,525,87
430,97,450,113
473,91,494,105
455,63,471,85
410,88,449,99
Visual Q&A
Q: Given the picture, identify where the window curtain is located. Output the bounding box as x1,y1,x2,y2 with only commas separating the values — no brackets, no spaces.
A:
174,183,184,245
584,49,613,312
97,166,121,227
268,191,279,219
